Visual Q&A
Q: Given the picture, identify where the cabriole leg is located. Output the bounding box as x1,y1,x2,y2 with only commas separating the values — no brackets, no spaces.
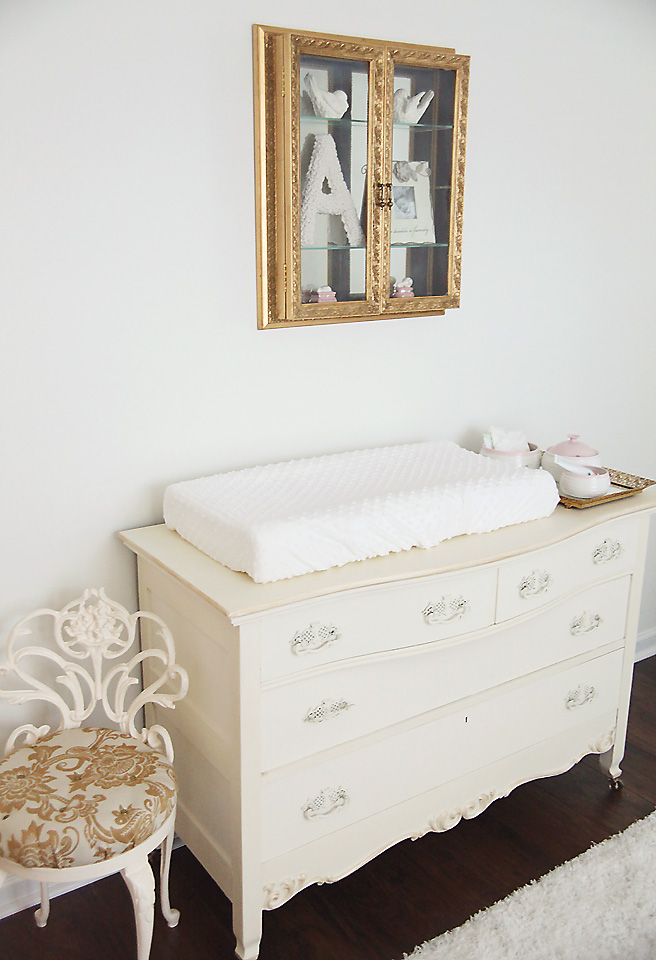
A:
599,745,623,789
159,828,180,927
34,882,50,927
122,857,156,960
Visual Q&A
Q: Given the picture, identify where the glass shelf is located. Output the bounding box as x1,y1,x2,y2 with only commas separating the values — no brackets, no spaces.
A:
300,115,368,126
302,242,449,251
301,244,366,251
300,115,454,132
393,122,454,132
390,242,450,249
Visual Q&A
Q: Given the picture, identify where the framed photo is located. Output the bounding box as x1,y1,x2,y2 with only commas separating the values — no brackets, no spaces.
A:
390,160,435,244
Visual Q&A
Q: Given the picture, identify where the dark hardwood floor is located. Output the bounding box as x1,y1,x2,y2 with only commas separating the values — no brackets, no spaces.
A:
3,655,656,960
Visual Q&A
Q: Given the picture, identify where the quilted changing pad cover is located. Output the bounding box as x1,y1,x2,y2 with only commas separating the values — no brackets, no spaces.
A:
163,441,559,583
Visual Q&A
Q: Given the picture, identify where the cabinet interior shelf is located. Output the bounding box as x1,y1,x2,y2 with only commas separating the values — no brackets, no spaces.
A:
302,242,451,251
300,116,454,133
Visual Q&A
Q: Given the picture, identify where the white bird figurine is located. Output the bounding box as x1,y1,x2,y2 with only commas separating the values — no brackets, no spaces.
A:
393,88,434,123
304,74,349,119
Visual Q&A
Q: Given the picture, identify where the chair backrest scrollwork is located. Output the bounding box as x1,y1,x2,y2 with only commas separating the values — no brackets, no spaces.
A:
0,588,188,760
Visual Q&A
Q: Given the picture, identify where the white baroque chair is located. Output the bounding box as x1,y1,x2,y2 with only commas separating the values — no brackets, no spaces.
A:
0,588,189,959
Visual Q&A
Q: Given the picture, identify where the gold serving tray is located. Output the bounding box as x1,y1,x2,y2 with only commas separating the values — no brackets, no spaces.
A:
559,468,656,509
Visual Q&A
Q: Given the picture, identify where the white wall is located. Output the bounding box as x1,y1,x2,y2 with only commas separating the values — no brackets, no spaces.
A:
1,0,655,697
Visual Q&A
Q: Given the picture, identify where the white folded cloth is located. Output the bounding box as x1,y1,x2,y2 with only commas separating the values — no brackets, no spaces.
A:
488,426,530,452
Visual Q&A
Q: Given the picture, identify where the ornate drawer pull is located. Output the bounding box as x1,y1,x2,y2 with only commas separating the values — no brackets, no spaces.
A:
423,595,468,624
302,786,348,819
570,611,603,635
593,538,622,564
565,684,597,710
518,569,552,598
304,698,353,724
290,622,340,656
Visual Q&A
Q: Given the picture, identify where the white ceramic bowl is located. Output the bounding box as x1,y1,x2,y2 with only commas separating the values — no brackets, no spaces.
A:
479,442,542,469
541,450,603,480
559,466,611,499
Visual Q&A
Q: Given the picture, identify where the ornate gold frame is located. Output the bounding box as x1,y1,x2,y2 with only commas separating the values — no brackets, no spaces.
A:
253,25,470,329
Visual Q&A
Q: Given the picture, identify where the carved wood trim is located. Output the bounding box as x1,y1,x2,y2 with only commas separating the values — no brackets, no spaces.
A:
262,726,616,910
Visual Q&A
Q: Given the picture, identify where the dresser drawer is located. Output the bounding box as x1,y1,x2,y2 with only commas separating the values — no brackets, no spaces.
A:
261,648,623,860
260,576,630,770
496,516,639,622
259,566,497,682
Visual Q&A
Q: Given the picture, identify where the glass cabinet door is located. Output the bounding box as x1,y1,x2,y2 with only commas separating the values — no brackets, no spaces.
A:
253,27,469,328
381,48,469,315
293,41,384,322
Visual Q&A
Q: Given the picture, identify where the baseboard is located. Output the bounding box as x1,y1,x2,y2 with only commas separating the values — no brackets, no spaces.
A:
0,835,185,920
0,874,92,920
636,627,656,662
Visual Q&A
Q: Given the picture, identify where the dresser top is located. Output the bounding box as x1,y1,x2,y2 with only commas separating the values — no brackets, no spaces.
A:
120,487,656,620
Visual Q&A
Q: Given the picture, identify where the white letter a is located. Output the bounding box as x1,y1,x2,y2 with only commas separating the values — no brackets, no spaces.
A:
300,134,365,247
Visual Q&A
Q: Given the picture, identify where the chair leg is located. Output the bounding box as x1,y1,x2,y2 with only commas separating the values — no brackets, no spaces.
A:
121,857,156,960
159,827,180,928
34,883,50,927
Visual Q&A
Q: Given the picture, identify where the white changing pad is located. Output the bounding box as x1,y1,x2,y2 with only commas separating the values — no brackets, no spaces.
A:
163,441,559,583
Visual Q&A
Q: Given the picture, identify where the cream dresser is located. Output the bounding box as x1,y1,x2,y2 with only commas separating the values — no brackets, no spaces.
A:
121,487,656,960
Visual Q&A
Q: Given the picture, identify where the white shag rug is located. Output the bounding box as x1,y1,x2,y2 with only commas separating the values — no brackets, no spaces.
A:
402,811,656,960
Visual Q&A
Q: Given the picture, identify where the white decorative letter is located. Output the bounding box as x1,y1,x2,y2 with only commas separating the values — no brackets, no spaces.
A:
301,135,365,247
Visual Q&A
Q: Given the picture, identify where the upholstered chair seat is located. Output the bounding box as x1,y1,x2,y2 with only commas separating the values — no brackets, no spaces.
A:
0,727,177,870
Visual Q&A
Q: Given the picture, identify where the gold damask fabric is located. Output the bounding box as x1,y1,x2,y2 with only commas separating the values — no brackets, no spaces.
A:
0,727,176,869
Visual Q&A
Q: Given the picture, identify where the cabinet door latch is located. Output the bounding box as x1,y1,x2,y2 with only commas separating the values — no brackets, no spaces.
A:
376,182,393,208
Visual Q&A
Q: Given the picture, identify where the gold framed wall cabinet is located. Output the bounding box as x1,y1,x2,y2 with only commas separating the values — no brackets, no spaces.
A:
253,25,470,328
